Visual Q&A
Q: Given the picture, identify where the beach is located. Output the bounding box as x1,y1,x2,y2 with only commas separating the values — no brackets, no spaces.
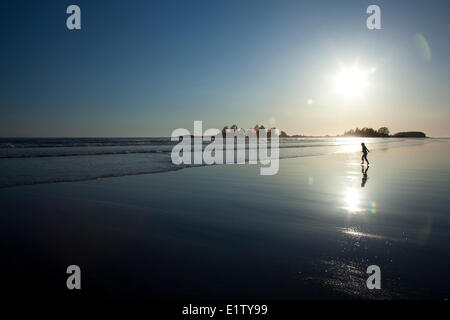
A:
1,139,449,300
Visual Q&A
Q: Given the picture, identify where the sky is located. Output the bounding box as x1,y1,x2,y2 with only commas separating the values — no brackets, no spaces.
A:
1,0,449,137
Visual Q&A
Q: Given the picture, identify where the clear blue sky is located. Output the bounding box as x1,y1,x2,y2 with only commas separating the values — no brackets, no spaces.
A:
1,0,449,137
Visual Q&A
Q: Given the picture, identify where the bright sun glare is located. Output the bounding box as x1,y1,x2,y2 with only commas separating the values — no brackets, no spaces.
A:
344,188,362,213
335,67,369,97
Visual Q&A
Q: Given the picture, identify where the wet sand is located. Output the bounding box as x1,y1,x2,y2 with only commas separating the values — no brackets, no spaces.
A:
1,140,449,300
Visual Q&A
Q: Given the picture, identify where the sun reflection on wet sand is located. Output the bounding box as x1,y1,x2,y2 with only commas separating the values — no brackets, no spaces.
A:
340,156,376,213
342,188,364,213
338,227,405,242
339,144,362,154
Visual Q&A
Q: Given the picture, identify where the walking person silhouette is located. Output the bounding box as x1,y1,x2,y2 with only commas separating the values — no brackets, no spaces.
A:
361,142,370,165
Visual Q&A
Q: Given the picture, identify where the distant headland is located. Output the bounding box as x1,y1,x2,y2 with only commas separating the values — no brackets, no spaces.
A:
219,125,427,138
339,127,426,138
391,131,427,138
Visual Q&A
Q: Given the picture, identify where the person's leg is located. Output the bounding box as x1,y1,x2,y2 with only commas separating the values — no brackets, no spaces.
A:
361,154,364,164
365,154,369,164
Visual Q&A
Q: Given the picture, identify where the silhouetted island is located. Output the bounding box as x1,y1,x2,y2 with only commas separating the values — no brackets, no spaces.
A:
393,131,427,138
340,127,427,138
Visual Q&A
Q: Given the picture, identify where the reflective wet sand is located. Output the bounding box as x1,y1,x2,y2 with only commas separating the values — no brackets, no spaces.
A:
1,140,449,299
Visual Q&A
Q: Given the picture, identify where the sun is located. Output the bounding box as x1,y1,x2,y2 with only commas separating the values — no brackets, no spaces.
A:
335,66,368,97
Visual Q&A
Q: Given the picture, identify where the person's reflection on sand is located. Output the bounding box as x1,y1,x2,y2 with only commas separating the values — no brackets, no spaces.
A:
361,165,369,188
